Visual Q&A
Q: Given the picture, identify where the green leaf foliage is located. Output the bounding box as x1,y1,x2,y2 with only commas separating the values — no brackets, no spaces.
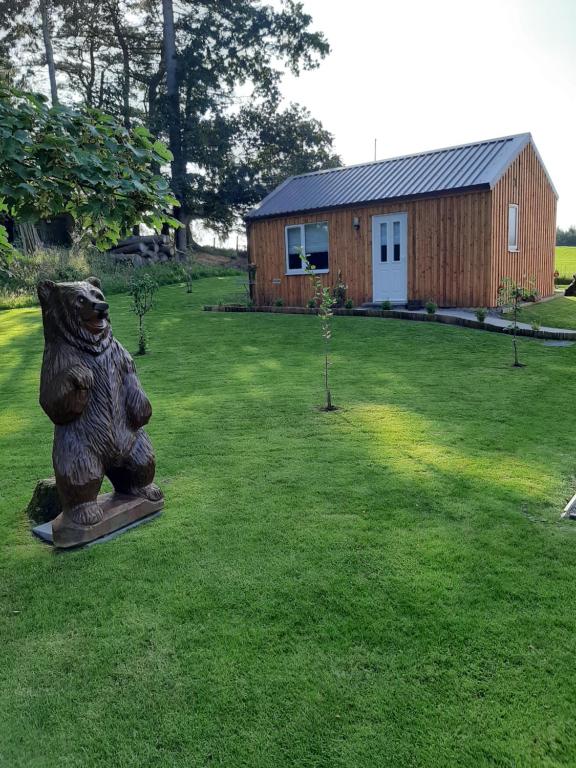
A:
0,84,179,249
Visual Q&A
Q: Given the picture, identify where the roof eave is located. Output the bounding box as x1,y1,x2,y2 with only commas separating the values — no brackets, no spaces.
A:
245,184,491,222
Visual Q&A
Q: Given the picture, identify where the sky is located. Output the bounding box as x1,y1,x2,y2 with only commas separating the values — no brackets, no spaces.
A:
278,0,576,228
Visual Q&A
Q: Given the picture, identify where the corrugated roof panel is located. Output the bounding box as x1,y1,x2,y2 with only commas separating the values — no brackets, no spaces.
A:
246,133,540,220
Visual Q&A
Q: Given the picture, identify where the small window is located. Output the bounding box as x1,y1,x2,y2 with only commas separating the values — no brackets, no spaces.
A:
286,226,303,270
508,204,518,251
393,221,401,261
285,222,329,273
380,222,388,262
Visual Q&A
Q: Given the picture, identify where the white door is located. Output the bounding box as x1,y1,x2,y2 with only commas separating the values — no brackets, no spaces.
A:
371,213,408,303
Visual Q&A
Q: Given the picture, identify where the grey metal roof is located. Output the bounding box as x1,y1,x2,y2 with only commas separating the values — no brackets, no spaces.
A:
246,133,555,220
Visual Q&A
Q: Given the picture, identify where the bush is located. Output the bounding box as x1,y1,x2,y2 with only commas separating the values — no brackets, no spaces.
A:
0,247,242,310
307,298,316,309
344,298,354,309
332,270,348,308
475,307,488,323
274,298,284,307
425,300,437,315
381,300,392,310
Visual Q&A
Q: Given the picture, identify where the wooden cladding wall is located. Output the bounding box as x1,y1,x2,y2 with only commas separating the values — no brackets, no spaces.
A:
248,190,492,307
489,143,556,306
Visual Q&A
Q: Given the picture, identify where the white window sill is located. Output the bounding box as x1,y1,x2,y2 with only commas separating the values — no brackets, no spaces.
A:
285,269,329,276
508,248,519,253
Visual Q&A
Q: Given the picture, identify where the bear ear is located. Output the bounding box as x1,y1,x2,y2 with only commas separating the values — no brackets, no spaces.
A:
37,279,56,303
86,276,101,289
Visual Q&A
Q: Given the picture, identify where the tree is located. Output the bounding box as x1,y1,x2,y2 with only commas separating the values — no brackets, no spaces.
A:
148,0,333,233
557,226,576,246
209,102,341,227
497,277,537,368
129,272,158,354
302,252,337,411
0,84,179,251
2,0,340,236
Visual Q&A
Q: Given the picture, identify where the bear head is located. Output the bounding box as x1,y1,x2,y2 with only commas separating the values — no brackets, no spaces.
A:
37,277,112,355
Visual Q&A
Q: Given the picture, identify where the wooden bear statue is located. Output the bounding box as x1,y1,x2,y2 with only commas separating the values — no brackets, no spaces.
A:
37,277,163,547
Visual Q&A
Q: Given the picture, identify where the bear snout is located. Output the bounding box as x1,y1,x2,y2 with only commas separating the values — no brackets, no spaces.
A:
93,301,109,316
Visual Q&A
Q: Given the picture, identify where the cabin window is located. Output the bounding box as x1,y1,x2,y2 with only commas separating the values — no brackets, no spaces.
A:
508,204,519,251
393,221,401,261
380,222,388,262
285,222,329,274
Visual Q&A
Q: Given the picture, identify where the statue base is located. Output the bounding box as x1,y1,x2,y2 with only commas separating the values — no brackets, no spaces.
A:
32,491,164,549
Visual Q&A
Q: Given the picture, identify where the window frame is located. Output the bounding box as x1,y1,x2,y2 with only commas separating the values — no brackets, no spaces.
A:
284,222,330,275
508,203,519,252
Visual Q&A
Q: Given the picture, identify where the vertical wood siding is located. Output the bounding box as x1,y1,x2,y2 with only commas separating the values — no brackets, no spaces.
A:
248,146,555,308
489,143,557,305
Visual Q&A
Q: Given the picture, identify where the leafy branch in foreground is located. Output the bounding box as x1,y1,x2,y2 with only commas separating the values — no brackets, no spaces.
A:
301,249,337,411
0,197,15,273
0,84,180,252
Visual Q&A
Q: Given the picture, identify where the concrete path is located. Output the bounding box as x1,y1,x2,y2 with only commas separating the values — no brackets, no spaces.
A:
410,307,576,337
205,302,576,340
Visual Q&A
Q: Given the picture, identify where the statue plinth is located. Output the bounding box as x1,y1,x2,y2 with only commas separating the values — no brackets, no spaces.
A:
33,491,164,548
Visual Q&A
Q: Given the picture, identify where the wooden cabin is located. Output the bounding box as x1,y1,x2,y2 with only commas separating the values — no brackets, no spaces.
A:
245,133,557,308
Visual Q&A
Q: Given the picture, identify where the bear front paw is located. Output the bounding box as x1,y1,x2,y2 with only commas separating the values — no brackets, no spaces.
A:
68,501,104,526
68,365,94,391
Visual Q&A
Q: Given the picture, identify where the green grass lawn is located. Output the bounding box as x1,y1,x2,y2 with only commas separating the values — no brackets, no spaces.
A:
507,294,576,330
555,246,576,278
3,277,576,767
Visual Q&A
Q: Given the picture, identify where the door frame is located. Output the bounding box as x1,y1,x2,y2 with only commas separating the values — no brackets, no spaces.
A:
371,212,408,303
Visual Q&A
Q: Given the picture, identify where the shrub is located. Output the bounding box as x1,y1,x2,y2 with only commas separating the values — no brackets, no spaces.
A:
381,300,392,310
531,320,541,332
344,298,354,309
425,300,437,315
307,298,316,309
0,247,242,309
274,297,284,307
475,307,488,323
332,270,348,308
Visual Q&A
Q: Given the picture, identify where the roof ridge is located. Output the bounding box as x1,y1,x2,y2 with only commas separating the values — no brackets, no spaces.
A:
292,132,532,181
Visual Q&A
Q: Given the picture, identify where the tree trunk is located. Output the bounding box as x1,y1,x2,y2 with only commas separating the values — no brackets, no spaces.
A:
86,39,96,107
39,0,58,105
98,70,105,108
161,0,187,253
323,353,335,410
512,303,524,367
107,0,131,128
118,37,131,129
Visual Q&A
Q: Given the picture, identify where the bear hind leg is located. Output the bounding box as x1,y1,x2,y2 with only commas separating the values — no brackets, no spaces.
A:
106,431,163,503
54,451,104,526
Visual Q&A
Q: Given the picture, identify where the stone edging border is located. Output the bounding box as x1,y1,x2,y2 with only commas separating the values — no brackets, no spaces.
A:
202,304,576,341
